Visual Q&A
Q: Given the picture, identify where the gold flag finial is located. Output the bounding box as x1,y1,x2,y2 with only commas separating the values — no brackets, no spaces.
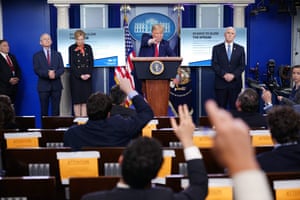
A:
120,4,131,17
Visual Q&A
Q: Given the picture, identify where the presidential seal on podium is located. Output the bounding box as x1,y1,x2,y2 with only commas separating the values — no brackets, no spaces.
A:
150,60,164,75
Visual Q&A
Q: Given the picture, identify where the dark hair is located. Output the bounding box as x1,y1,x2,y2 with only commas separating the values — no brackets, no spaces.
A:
0,39,8,45
109,85,126,105
122,137,163,189
87,92,112,120
0,95,15,129
237,88,259,112
292,65,300,71
267,106,300,143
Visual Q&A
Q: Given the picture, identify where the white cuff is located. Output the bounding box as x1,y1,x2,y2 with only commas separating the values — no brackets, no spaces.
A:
263,103,273,111
233,170,273,200
184,146,202,161
128,90,139,99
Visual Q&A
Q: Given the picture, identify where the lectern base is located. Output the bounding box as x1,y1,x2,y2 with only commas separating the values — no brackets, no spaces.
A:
142,79,170,117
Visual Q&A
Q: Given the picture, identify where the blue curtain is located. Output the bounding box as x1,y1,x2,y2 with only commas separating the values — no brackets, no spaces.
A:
182,5,196,27
108,5,122,87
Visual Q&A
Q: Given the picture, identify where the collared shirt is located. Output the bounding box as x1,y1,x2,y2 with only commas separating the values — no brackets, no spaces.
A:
0,52,8,59
225,42,233,50
274,141,298,149
117,182,130,189
43,47,51,58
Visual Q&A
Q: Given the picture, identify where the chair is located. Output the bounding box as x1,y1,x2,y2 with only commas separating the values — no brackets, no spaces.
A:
15,116,36,129
69,176,119,200
2,147,72,200
154,116,179,129
0,176,56,200
266,171,300,197
42,116,75,129
83,147,125,176
152,129,178,147
39,129,65,147
199,116,212,127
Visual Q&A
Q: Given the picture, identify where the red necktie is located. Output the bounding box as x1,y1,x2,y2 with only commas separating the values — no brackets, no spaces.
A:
6,55,15,72
47,49,51,66
154,43,159,57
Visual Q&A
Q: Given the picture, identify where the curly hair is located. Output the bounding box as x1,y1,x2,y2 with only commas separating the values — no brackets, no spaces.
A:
267,106,300,143
122,137,163,189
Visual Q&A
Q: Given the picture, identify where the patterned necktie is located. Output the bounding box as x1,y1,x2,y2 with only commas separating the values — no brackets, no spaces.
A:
47,49,51,66
227,44,232,61
154,43,159,57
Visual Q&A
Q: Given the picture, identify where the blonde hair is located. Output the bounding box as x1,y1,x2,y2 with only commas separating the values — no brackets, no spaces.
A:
74,30,86,39
152,24,164,32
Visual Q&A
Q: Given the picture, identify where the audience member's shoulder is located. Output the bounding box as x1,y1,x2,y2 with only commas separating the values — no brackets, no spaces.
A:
66,124,80,132
229,109,239,117
81,190,107,200
145,186,173,198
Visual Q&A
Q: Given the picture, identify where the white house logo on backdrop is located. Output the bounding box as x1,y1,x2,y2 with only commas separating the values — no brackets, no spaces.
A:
129,13,176,41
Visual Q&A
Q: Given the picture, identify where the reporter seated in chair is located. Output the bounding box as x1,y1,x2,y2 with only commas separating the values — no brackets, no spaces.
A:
64,77,154,150
256,105,300,172
262,64,300,111
231,88,267,128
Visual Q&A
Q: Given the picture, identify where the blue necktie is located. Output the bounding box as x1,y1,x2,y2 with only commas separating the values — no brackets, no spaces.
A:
227,44,231,61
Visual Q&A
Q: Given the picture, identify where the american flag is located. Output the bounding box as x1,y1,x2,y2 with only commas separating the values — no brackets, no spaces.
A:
114,15,136,96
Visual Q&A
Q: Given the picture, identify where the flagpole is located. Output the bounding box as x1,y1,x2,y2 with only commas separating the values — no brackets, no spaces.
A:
173,4,184,38
115,4,136,106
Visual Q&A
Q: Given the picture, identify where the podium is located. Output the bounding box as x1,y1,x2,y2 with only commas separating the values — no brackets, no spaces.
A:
131,57,182,116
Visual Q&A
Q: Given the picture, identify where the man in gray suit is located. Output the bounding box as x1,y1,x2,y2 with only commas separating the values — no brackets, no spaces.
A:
33,33,64,116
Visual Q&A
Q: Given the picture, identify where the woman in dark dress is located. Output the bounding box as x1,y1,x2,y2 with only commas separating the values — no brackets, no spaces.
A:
69,30,94,117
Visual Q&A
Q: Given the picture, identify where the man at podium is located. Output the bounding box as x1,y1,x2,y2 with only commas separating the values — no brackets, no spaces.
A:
138,24,176,57
136,24,176,94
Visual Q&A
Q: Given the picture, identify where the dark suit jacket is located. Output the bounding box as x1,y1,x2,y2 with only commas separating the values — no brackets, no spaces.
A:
211,42,245,89
64,94,154,150
256,144,300,172
110,105,137,118
33,49,64,92
230,110,267,128
69,44,94,78
82,159,208,200
0,53,21,100
138,33,176,57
